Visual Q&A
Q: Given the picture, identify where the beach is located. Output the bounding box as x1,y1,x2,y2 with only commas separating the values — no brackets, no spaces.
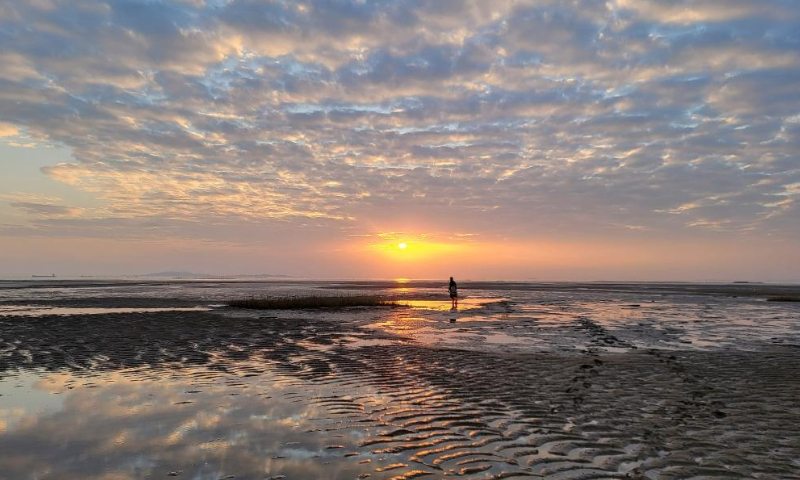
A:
1,280,799,480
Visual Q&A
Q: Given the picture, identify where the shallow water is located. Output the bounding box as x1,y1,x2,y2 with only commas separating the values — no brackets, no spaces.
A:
0,305,212,316
1,365,404,480
1,280,799,479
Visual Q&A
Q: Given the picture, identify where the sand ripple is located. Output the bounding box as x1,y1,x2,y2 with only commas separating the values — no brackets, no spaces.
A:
1,307,799,479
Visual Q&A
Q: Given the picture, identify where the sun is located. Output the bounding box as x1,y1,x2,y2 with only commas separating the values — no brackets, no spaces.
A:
397,242,407,249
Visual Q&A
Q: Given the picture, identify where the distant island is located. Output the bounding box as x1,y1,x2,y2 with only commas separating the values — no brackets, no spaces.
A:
137,271,291,279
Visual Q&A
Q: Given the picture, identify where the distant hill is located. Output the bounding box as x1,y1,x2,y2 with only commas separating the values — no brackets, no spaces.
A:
141,271,197,278
139,271,290,279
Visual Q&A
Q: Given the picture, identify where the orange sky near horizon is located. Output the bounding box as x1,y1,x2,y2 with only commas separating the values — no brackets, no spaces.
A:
1,232,797,282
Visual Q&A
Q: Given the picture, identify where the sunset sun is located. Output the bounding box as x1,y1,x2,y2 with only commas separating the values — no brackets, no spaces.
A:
398,242,407,250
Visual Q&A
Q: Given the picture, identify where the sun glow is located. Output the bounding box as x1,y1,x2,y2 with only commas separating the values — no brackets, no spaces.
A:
368,235,471,263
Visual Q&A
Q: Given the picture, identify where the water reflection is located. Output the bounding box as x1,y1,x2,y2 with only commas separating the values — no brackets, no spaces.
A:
400,298,499,311
0,305,211,317
0,366,377,480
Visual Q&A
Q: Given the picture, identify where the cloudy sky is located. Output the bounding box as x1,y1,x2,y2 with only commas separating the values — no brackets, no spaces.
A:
1,0,798,280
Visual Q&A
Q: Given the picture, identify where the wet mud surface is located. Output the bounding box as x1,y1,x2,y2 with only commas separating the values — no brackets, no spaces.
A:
1,281,799,480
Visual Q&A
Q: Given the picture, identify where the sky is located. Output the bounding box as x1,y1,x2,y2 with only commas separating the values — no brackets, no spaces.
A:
0,0,799,281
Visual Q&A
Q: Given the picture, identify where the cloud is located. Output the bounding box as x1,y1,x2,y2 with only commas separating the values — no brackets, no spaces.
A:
2,193,84,219
0,0,798,253
0,122,19,137
9,201,83,218
615,0,798,24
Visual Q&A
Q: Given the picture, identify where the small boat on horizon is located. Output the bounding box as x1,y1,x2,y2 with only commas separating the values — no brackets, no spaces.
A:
31,274,56,278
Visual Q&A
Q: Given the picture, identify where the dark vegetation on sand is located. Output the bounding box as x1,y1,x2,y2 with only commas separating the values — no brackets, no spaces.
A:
227,295,398,309
766,295,800,302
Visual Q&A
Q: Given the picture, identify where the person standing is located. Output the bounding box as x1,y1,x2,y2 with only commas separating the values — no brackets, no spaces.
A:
449,276,458,308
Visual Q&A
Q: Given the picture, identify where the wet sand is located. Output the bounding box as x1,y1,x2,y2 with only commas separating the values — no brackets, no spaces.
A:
1,281,799,480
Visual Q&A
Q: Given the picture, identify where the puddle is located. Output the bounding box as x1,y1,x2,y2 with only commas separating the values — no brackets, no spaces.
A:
399,298,504,311
482,332,532,344
340,336,401,348
0,365,387,479
0,305,212,317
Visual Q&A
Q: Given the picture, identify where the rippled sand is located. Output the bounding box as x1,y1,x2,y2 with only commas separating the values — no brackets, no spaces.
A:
1,281,799,480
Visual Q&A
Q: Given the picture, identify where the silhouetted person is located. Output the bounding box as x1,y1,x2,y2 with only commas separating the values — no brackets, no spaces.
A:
449,276,458,308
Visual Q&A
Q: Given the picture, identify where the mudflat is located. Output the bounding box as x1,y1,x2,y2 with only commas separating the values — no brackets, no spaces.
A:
1,281,799,480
